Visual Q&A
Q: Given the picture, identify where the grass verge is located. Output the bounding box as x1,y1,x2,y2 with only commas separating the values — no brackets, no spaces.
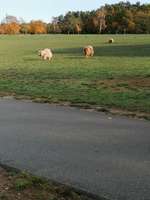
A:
0,165,106,200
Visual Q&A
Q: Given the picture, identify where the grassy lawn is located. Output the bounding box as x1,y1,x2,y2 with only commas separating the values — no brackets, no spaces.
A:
0,34,150,116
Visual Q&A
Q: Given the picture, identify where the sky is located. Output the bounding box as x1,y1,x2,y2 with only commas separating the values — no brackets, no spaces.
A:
0,0,149,23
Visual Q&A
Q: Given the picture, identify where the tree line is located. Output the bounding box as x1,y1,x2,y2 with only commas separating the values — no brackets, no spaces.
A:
0,2,150,34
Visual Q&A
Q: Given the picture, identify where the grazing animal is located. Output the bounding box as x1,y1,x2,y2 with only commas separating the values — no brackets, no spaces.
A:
83,45,94,58
39,48,53,61
108,38,114,44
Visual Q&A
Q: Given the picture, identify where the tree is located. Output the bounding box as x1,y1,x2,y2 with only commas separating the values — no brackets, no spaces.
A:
61,12,83,34
0,24,5,34
2,15,19,24
1,2,150,34
4,22,20,34
48,17,62,33
134,11,150,33
93,8,107,33
20,23,30,34
75,23,82,34
29,21,47,34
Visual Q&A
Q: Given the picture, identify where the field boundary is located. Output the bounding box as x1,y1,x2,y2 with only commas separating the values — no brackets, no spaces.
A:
0,94,149,120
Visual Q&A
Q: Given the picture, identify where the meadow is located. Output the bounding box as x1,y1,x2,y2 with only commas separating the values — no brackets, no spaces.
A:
0,34,150,117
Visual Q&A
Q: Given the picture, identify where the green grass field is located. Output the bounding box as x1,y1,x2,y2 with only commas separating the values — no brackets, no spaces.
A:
0,34,150,116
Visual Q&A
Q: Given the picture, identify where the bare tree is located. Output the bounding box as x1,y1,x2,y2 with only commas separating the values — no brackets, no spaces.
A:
2,15,19,24
93,8,107,33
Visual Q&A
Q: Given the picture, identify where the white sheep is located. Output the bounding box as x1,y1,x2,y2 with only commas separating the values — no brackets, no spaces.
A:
39,48,53,61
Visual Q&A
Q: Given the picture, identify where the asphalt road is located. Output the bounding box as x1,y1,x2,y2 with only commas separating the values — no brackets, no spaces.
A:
0,98,150,200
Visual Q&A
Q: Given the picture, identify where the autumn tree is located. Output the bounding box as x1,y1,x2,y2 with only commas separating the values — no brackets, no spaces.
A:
0,15,20,34
0,24,5,34
29,20,47,34
3,22,20,34
1,2,150,34
75,23,82,34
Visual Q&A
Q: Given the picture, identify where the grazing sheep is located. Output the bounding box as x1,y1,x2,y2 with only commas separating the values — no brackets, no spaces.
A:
108,38,114,44
83,45,94,58
39,48,53,61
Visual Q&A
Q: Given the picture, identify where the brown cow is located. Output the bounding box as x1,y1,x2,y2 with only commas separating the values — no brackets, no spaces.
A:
108,38,114,44
83,45,94,58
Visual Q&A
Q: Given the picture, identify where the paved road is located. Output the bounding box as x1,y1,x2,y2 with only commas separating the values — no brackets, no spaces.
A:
0,98,150,200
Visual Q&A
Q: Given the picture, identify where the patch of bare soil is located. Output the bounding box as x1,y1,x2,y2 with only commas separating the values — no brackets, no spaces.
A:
0,166,102,200
94,77,150,91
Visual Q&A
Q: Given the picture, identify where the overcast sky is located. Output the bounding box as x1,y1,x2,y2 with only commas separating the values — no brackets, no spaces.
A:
0,0,149,22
